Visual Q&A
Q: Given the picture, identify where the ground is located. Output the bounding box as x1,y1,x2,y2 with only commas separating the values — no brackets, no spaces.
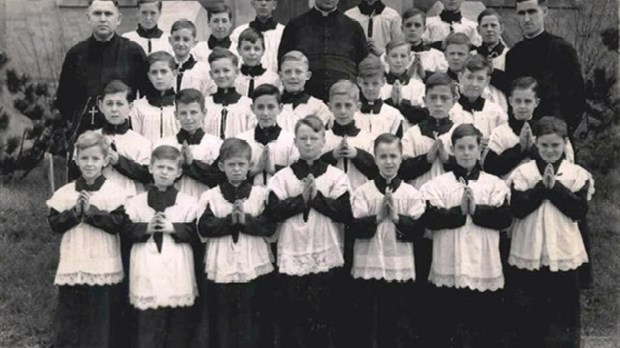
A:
0,156,618,347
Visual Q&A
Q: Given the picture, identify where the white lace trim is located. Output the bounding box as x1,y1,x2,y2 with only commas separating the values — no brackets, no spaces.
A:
206,263,274,283
279,248,344,276
508,252,588,272
54,271,124,286
352,267,416,282
429,272,504,292
130,293,197,310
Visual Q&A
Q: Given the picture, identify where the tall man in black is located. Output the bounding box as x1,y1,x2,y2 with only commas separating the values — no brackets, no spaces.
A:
277,0,369,102
506,0,585,135
56,0,147,179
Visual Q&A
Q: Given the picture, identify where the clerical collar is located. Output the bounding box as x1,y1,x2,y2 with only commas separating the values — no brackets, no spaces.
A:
459,96,486,113
477,41,505,59
291,159,329,180
254,124,282,145
249,17,278,32
147,185,178,212
525,30,547,41
374,175,401,194
281,91,311,108
90,32,117,44
534,152,565,176
136,24,163,39
453,162,482,184
419,115,453,139
207,35,232,50
360,95,383,114
440,10,463,24
176,128,205,145
212,88,242,106
410,42,430,53
75,175,106,192
385,71,410,85
102,119,130,135
176,54,197,72
220,181,253,203
359,0,386,16
508,117,532,135
146,88,176,107
313,6,338,17
241,64,267,77
332,121,361,137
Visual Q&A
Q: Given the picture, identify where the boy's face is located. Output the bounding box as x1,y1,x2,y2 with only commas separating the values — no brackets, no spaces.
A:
218,156,250,184
280,60,311,93
424,85,456,119
99,91,130,125
239,40,265,67
295,124,325,160
386,45,412,75
76,145,108,182
208,12,232,40
148,61,175,91
169,28,196,59
509,87,539,121
252,94,281,128
458,68,490,100
138,2,161,30
402,15,425,44
516,0,546,38
442,0,463,12
252,0,277,20
536,133,565,163
87,1,122,39
452,135,480,170
176,101,205,133
445,44,470,72
329,94,359,126
374,142,402,179
210,58,238,88
149,158,183,188
478,15,503,45
358,75,385,101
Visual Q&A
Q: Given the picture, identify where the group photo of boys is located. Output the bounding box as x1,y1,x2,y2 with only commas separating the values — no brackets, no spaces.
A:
0,0,618,347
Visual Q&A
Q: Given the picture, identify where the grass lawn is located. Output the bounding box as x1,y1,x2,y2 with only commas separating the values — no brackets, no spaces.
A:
0,158,618,347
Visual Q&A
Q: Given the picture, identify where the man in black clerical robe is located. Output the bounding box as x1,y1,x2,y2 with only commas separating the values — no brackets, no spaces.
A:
56,0,147,155
277,0,369,102
506,0,585,136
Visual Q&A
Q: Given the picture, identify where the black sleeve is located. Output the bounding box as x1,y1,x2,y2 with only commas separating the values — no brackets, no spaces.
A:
309,191,353,223
423,203,467,230
510,182,548,219
171,222,200,244
552,41,586,135
265,192,307,222
124,222,151,243
183,159,226,188
48,208,81,234
113,155,152,184
547,181,589,221
399,154,433,181
197,206,236,238
385,98,427,126
483,144,528,177
351,148,379,179
471,201,512,230
83,205,126,234
277,19,295,68
320,150,338,166
55,49,80,122
239,213,277,237
348,215,379,239
395,214,425,242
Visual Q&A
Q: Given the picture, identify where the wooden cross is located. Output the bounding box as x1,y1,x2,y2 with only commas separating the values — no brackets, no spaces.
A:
88,106,98,125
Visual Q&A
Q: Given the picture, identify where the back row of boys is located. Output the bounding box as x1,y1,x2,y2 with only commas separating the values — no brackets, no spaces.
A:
49,75,593,347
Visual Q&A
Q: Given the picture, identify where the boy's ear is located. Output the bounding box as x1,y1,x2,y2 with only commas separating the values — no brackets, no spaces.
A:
305,70,312,81
148,163,154,175
217,161,225,172
175,166,183,179
534,97,541,108
97,98,104,112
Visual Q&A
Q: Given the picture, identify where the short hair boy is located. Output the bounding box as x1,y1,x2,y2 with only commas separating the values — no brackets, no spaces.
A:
234,28,281,97
399,8,448,75
122,0,172,55
168,20,214,96
192,4,238,63
423,0,482,49
277,50,333,132
204,48,255,139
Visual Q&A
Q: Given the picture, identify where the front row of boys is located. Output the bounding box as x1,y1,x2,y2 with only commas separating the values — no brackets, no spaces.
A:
48,69,592,347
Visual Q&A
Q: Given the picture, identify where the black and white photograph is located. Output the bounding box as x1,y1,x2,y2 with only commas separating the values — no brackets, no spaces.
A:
0,0,618,347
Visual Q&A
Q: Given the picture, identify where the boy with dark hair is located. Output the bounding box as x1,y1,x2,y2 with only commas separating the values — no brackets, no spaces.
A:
122,0,171,55
234,28,280,97
193,3,238,63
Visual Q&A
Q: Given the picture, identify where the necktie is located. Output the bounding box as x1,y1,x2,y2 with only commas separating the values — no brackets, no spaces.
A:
220,108,228,140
